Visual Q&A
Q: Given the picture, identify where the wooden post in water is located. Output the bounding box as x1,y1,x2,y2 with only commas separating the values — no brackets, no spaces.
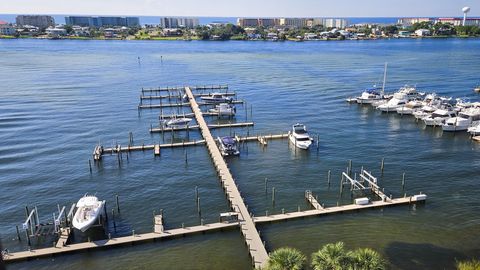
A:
111,209,116,231
327,170,331,186
272,187,276,206
402,172,406,191
348,160,352,176
88,159,92,174
197,197,201,216
381,158,385,173
115,194,120,213
264,178,268,195
16,225,21,241
195,186,199,203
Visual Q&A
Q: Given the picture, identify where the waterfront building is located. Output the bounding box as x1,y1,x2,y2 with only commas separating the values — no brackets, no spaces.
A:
16,15,54,29
45,26,67,37
279,18,308,28
237,18,279,27
435,17,480,26
0,21,16,35
65,16,140,27
397,18,432,27
159,17,199,28
323,18,349,29
415,29,431,36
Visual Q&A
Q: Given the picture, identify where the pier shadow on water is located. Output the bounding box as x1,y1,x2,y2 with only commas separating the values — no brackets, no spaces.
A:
385,242,465,270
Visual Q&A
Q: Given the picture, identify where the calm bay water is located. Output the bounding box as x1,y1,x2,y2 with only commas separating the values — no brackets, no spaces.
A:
1,38,480,269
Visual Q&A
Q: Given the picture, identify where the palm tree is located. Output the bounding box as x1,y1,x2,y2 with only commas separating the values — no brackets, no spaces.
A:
311,242,350,270
456,259,480,270
266,247,306,270
349,248,386,270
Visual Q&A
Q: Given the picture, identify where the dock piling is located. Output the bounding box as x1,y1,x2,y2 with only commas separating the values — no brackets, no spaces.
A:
272,187,276,206
381,158,385,173
88,159,92,174
16,225,21,241
264,178,268,195
402,173,406,191
115,195,120,214
327,170,331,186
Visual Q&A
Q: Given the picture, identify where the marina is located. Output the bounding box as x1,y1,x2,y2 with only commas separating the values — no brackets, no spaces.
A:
1,38,480,270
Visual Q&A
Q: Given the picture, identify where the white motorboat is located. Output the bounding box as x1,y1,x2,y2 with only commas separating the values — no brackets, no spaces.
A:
413,104,437,120
377,85,418,112
289,123,312,150
474,86,480,93
423,109,456,126
217,136,240,156
72,195,105,232
200,93,232,104
468,122,480,136
209,103,236,116
356,87,383,104
164,117,192,128
442,108,480,132
396,100,423,115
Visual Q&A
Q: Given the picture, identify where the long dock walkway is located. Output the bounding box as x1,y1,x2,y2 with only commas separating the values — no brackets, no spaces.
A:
138,100,244,109
3,222,238,263
184,86,269,268
149,122,254,133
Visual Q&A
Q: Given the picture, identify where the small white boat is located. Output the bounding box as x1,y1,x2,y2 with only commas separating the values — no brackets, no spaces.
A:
474,86,480,93
164,117,192,128
468,122,480,135
289,123,312,150
396,100,423,115
413,105,437,120
356,87,383,104
423,109,456,126
209,103,236,116
217,136,240,156
201,93,232,104
72,195,105,232
442,108,480,132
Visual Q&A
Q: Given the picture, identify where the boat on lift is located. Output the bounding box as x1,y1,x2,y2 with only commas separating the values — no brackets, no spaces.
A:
217,136,240,156
209,103,236,116
201,93,232,104
289,123,313,150
163,117,192,128
72,195,105,232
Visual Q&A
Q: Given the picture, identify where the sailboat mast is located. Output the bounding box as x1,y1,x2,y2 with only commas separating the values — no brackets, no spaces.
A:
382,62,388,96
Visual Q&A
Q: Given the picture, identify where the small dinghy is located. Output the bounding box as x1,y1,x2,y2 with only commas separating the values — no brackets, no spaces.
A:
72,195,105,232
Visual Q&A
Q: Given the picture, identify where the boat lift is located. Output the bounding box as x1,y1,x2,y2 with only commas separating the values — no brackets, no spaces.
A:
341,167,389,202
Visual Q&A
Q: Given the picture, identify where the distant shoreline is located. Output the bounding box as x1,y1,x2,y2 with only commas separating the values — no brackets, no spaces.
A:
1,35,479,41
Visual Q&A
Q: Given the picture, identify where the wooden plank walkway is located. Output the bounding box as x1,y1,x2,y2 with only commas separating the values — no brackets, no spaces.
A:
184,86,269,269
305,190,324,210
138,100,244,109
254,195,426,224
3,222,239,263
141,93,236,100
149,122,254,133
141,85,228,93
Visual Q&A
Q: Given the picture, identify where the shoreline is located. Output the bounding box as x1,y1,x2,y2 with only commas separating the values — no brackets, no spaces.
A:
1,35,479,41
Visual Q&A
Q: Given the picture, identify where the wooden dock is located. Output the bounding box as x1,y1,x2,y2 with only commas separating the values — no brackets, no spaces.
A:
141,92,236,100
3,221,239,263
184,86,269,268
305,190,324,210
3,194,426,263
254,195,426,224
149,122,254,133
138,100,244,109
141,85,228,93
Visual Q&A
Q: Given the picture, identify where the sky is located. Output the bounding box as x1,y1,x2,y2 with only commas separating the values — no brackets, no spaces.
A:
1,0,479,17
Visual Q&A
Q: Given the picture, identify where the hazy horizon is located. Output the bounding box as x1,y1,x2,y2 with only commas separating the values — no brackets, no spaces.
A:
1,0,479,18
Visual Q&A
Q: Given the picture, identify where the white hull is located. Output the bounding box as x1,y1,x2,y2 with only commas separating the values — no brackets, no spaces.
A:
378,105,400,112
72,196,105,232
289,134,312,149
442,125,468,132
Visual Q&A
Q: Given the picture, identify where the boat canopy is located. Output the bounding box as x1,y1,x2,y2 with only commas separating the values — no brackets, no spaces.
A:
221,136,236,146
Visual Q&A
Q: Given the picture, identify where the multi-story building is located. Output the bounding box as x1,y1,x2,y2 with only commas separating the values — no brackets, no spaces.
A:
237,18,279,27
435,17,480,26
397,18,433,27
279,18,308,28
0,21,16,35
16,15,55,29
323,18,349,29
65,16,140,27
159,17,199,28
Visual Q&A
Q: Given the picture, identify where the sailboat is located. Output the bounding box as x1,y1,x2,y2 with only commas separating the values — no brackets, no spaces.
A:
356,62,388,105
